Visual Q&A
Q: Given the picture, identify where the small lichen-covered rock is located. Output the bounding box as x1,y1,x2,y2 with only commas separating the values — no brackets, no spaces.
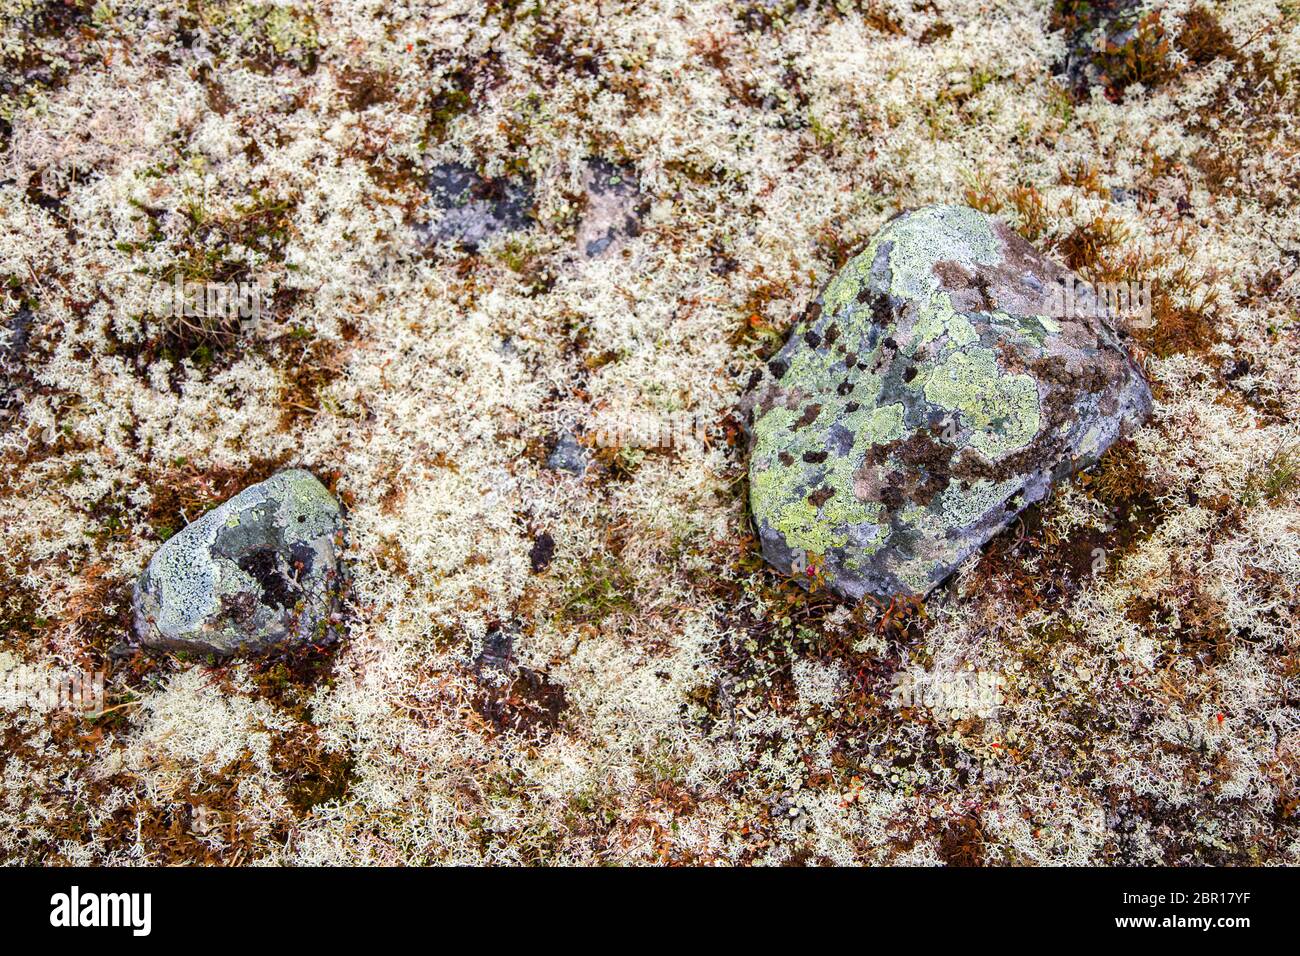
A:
742,204,1153,601
133,470,344,655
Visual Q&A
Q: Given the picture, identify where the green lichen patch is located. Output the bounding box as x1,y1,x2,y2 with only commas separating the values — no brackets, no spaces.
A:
200,1,320,74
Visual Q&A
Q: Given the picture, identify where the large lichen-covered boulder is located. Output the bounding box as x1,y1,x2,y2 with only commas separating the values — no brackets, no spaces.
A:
743,204,1152,601
133,470,344,655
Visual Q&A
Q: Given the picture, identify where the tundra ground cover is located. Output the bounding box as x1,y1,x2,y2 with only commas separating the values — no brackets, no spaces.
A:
0,0,1297,865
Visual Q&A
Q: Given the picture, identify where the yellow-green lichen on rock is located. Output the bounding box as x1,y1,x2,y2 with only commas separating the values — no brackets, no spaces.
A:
921,347,1041,460
742,204,1153,601
132,469,344,655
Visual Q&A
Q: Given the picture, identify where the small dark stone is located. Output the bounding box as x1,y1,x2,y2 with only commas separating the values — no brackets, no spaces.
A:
1222,357,1251,381
585,232,614,257
1,307,33,361
530,531,556,572
0,306,35,416
546,430,589,475
476,626,515,678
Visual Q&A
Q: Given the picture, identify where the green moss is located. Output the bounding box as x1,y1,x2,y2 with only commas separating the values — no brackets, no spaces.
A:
1244,443,1300,507
261,4,318,57
561,556,635,622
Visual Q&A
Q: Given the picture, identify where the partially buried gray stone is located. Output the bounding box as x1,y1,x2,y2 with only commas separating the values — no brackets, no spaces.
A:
1,306,33,363
419,162,534,251
1,306,34,416
546,430,588,475
133,469,344,655
575,158,643,259
742,204,1152,601
1053,0,1146,94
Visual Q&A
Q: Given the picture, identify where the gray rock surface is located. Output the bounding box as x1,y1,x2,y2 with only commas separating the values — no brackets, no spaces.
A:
419,162,534,250
546,430,589,475
0,306,33,416
133,469,344,655
1,306,32,361
743,204,1153,601
575,158,643,259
